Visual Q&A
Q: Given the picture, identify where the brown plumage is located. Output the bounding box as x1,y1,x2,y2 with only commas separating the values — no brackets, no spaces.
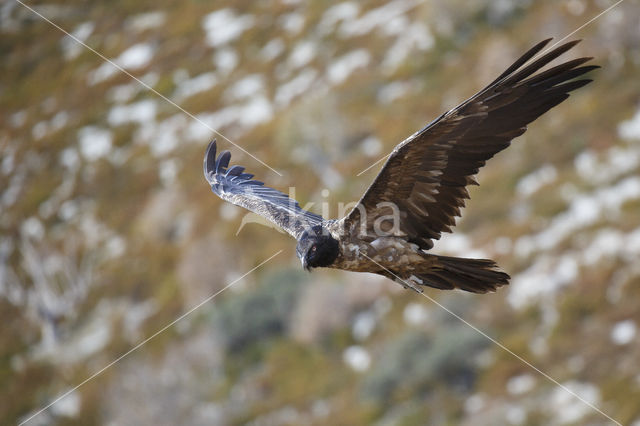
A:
205,39,598,294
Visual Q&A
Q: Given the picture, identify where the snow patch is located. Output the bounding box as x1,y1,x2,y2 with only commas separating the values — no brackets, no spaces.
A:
550,381,600,424
360,135,382,156
10,110,27,128
618,107,640,140
338,0,418,38
220,203,240,221
378,81,412,104
192,108,242,134
136,114,187,157
59,200,78,221
32,110,71,138
202,9,254,47
60,21,94,60
352,311,376,341
159,159,179,187
343,345,371,372
280,12,305,35
317,2,360,35
575,147,640,185
105,235,127,259
241,96,274,127
107,72,159,103
493,236,512,255
433,233,486,258
70,317,112,362
21,217,45,240
507,374,536,395
32,121,48,140
225,74,264,100
508,254,578,308
1,147,15,175
213,48,238,74
505,405,526,424
125,11,166,32
123,300,159,341
327,49,370,84
187,96,274,138
59,147,80,169
288,40,316,69
117,43,155,69
567,0,586,15
88,43,155,85
582,229,625,265
464,394,486,414
515,176,640,257
382,22,434,71
78,126,113,161
610,319,636,345
516,164,558,197
403,302,429,325
51,391,81,418
173,72,218,102
51,111,70,131
108,99,157,126
260,38,285,62
275,69,318,107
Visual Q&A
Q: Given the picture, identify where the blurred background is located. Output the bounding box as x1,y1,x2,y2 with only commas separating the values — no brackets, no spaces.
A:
2,0,640,424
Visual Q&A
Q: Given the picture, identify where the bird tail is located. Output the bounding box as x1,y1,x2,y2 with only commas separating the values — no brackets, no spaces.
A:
404,255,510,294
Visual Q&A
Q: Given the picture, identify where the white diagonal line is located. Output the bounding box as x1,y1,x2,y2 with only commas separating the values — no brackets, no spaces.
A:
354,0,627,179
19,250,283,426
14,0,282,177
539,0,626,56
356,153,391,176
415,292,621,425
417,291,621,425
354,4,629,421
359,252,622,426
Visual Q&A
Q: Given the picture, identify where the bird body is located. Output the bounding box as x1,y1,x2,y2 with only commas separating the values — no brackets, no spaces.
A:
301,221,507,293
331,232,426,273
204,39,598,294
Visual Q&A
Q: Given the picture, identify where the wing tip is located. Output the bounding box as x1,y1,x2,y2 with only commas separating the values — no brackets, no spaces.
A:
203,138,234,181
529,37,554,56
203,139,217,182
216,150,232,174
204,139,259,187
203,138,233,176
565,38,582,46
538,37,553,48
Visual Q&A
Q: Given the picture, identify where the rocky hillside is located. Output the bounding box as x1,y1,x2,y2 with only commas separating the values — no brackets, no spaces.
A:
2,0,639,424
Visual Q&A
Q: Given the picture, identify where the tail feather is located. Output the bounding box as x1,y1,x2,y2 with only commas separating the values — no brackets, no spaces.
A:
409,255,510,294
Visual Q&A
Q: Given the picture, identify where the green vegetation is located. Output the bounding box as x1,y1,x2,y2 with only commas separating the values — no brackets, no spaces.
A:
1,0,639,424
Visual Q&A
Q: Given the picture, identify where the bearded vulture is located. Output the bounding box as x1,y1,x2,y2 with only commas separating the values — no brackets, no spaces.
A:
204,39,597,293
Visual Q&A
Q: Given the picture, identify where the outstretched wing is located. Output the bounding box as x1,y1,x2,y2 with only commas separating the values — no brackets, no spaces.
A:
341,39,598,249
204,140,324,239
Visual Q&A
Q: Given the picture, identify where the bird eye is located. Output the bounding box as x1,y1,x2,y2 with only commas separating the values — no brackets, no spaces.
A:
311,245,317,252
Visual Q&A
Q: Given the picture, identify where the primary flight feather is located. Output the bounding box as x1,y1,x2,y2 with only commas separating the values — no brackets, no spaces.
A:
204,39,598,294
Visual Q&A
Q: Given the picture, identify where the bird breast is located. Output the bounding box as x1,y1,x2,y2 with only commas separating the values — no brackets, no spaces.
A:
334,236,424,272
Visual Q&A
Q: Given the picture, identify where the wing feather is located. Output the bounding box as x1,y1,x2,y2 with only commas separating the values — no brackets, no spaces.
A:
341,39,598,249
204,141,324,239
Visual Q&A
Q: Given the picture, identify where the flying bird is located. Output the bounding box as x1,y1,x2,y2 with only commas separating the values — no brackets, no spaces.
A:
204,39,597,293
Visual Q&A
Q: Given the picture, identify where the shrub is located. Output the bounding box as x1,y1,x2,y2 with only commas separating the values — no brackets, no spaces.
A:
212,269,305,355
361,326,487,402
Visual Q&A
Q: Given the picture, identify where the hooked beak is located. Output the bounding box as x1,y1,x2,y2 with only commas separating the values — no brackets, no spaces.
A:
300,256,310,271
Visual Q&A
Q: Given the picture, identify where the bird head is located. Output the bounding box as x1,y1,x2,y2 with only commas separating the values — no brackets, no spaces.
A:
296,225,339,271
